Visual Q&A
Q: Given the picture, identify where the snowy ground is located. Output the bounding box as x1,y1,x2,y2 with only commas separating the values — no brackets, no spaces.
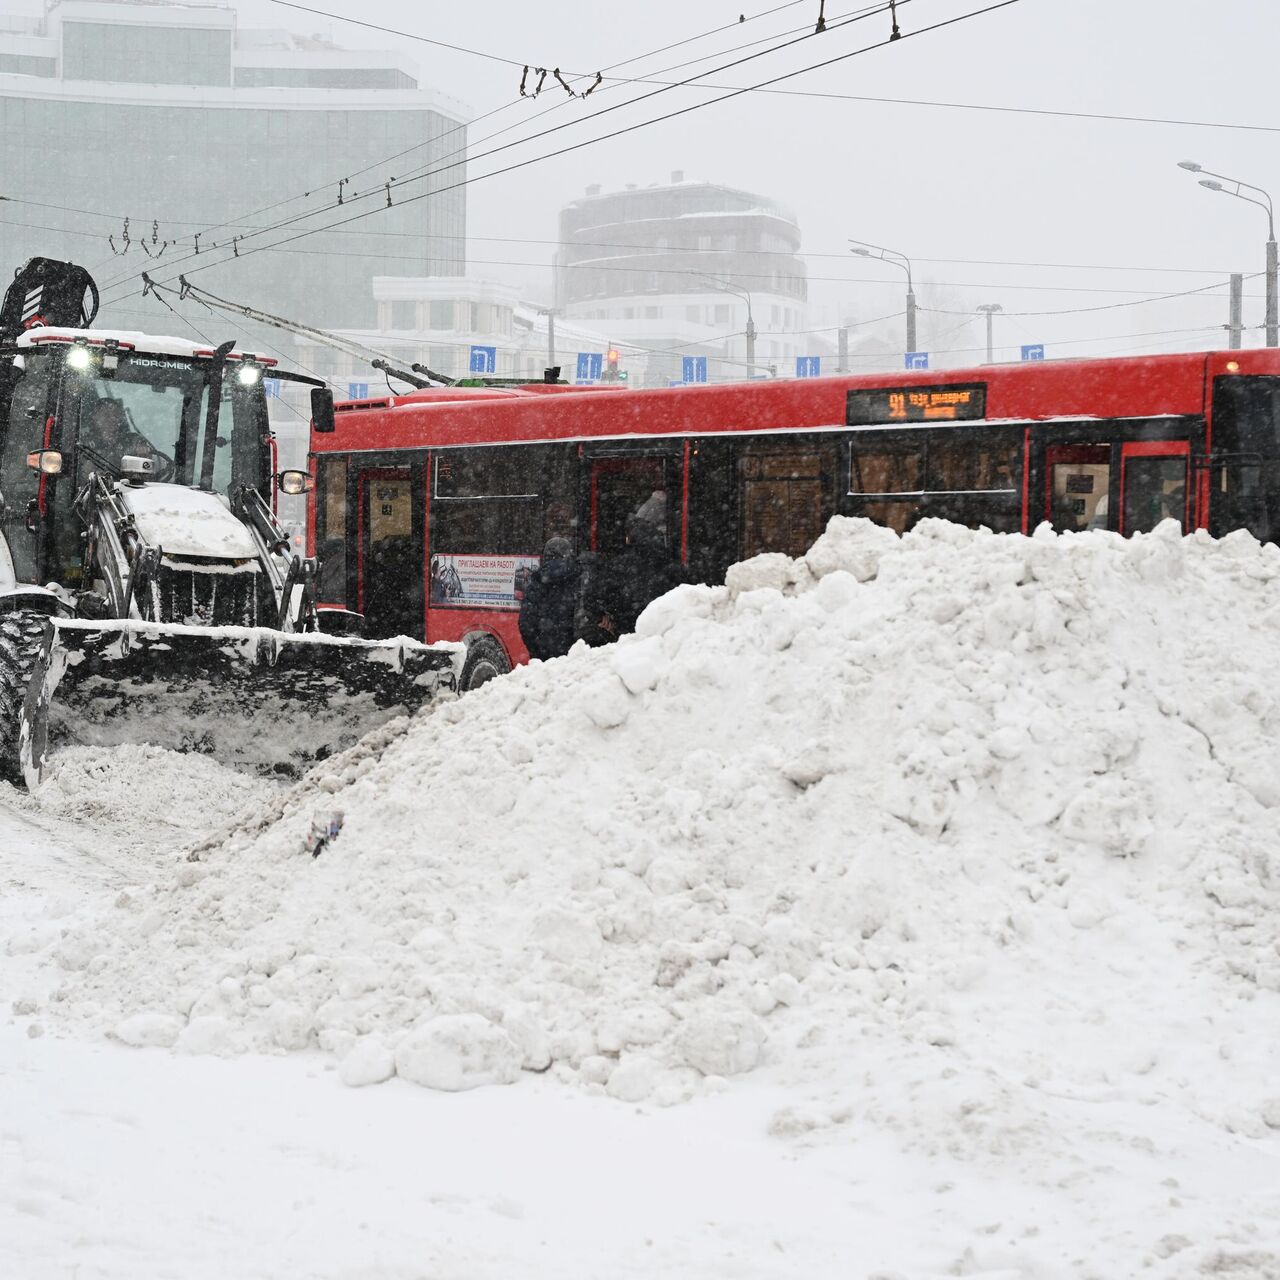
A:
4,519,1280,1279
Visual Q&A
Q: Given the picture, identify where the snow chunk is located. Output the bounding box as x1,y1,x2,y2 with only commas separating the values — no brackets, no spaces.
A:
394,1016,521,1092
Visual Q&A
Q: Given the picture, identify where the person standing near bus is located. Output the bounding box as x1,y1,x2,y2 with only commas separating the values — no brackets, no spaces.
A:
519,537,581,660
589,501,683,642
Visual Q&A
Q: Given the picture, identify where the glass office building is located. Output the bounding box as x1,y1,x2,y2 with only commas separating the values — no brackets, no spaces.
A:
0,0,469,330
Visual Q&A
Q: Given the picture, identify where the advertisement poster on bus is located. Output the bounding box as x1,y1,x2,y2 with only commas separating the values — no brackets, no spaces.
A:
429,553,540,610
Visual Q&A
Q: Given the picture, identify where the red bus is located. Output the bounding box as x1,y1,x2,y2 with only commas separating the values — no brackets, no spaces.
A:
307,349,1280,687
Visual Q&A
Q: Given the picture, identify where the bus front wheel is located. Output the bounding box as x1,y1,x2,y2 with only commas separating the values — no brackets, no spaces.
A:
460,637,510,692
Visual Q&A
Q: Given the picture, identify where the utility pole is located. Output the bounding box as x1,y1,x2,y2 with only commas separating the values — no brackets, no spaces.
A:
745,307,757,376
1229,273,1243,349
1269,237,1278,348
977,303,1002,363
906,283,917,355
539,307,558,369
837,325,849,372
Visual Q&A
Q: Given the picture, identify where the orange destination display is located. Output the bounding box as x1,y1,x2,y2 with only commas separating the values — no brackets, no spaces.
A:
846,384,987,425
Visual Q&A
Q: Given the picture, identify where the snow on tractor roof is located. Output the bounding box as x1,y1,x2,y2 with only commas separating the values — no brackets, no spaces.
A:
15,326,274,364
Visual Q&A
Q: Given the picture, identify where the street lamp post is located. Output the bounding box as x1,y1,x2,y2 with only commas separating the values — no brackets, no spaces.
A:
694,273,759,376
977,303,1002,363
850,239,917,354
1178,161,1277,348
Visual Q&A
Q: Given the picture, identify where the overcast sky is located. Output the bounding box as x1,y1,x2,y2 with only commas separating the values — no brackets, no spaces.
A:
143,0,1280,361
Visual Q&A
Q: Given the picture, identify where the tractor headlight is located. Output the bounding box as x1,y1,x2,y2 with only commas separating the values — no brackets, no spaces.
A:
237,363,261,385
67,345,92,370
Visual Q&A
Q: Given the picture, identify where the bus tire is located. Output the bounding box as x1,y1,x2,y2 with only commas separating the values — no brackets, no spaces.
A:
460,636,510,692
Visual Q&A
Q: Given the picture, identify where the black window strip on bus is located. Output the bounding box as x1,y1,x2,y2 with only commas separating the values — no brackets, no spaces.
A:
848,427,1022,497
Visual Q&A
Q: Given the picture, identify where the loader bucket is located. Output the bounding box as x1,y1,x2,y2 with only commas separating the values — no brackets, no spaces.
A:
18,617,463,788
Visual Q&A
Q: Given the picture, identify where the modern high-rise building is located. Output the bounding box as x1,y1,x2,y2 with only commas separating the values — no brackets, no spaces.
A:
555,172,813,384
0,0,470,331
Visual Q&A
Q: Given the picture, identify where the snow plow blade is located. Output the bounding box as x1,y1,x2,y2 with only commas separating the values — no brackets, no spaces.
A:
19,617,463,788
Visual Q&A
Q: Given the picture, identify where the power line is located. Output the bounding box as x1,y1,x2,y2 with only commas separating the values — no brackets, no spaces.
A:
268,0,534,70
92,0,851,292
922,272,1261,318
99,0,925,300
113,0,1018,304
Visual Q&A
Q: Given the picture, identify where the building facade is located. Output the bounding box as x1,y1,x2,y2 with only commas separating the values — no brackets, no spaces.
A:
0,0,469,331
555,172,815,384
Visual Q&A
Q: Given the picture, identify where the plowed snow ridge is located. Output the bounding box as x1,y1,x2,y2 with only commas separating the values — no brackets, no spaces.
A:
27,518,1280,1120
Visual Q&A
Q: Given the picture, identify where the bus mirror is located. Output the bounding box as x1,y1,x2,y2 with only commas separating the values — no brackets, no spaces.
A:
276,469,314,496
26,449,63,475
311,387,336,434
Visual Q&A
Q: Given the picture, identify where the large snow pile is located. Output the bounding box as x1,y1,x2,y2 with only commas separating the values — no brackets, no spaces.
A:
21,518,1280,1122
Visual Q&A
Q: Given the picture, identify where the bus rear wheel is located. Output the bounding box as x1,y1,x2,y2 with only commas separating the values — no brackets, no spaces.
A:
460,637,510,692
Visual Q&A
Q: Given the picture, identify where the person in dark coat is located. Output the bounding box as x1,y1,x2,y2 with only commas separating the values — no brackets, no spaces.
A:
589,508,683,642
519,537,581,660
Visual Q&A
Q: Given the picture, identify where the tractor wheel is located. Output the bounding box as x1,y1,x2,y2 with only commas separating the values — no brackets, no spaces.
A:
0,609,50,784
460,636,510,692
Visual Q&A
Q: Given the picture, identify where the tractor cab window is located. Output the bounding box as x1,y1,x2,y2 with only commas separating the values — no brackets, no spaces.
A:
0,352,57,582
60,350,266,496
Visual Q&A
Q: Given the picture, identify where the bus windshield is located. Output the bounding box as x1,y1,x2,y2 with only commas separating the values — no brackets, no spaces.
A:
60,349,267,495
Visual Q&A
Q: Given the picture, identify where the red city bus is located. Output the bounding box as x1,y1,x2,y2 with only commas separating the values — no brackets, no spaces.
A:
307,349,1280,687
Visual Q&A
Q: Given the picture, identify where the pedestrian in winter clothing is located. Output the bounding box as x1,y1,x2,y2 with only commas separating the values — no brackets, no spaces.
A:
589,509,683,641
518,537,581,660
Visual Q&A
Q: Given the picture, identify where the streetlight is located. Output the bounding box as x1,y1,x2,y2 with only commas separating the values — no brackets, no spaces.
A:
1178,160,1277,347
849,239,917,354
693,272,759,376
977,303,1002,363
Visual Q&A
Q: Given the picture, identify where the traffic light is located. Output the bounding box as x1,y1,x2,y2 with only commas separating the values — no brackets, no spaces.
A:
605,347,620,381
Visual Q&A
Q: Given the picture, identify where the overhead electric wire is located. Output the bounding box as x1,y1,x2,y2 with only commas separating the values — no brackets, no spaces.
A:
921,272,1261,318
98,0,930,301
93,0,843,291
107,0,1018,306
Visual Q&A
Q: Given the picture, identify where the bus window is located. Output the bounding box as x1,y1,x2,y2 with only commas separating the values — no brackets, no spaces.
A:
1046,445,1111,532
739,446,831,560
850,444,922,495
430,447,543,612
1208,457,1270,541
590,455,669,554
316,455,348,604
360,467,422,639
1121,448,1188,535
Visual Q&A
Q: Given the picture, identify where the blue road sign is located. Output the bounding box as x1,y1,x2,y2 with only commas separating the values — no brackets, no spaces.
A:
576,351,603,382
347,381,369,399
795,356,821,379
682,355,708,384
264,378,282,399
469,345,497,374
905,351,930,370
1021,344,1046,361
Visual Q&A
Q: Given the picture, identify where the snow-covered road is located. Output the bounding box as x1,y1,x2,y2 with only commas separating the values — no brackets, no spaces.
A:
5,520,1280,1278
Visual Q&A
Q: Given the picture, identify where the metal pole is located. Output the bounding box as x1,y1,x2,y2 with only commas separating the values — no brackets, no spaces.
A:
1267,236,1278,348
985,308,994,363
547,309,557,368
1229,273,1243,349
745,307,756,375
837,326,849,372
906,287,917,354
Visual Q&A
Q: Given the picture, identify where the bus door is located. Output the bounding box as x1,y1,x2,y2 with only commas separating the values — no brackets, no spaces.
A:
1119,440,1190,534
356,466,423,639
1044,444,1112,532
588,454,674,554
738,444,832,559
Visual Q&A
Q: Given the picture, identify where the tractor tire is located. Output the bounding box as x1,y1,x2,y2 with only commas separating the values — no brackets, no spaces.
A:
0,609,49,784
460,636,510,693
